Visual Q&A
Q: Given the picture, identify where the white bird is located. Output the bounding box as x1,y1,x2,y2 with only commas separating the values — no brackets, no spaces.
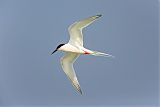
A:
51,14,113,95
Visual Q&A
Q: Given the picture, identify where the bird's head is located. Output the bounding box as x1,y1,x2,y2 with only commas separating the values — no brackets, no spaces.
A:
51,44,65,55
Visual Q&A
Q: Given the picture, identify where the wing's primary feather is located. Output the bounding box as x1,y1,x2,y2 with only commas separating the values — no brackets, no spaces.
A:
68,15,102,46
60,52,82,94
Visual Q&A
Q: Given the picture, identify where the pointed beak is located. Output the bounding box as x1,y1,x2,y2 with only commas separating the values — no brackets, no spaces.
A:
51,49,57,55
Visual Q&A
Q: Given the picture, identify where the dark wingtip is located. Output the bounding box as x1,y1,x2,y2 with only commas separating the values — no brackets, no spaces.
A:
75,84,83,95
79,88,83,95
97,14,102,17
72,81,83,95
96,14,102,18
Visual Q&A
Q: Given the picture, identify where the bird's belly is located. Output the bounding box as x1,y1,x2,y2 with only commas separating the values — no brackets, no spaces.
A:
62,44,84,54
61,44,93,54
68,46,93,54
68,48,84,54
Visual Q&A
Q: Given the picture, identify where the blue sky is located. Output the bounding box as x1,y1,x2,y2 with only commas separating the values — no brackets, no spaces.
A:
0,0,159,106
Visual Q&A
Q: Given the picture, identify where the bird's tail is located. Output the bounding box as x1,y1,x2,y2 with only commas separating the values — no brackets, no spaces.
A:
91,51,114,58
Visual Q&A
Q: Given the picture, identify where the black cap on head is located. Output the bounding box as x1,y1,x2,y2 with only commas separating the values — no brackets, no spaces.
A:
51,44,65,55
56,44,65,50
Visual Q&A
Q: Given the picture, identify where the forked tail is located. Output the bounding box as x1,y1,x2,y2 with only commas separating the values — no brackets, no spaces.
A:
91,51,114,58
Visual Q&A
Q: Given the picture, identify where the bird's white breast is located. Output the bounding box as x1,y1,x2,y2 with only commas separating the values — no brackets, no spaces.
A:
59,44,84,54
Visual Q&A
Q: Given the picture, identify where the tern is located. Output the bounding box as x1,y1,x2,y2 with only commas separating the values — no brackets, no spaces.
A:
51,14,113,95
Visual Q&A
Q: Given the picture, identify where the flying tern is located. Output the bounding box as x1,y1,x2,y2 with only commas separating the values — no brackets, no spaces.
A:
51,14,113,95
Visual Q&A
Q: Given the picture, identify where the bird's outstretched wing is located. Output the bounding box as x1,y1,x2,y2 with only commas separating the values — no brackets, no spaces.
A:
60,52,82,94
68,14,102,46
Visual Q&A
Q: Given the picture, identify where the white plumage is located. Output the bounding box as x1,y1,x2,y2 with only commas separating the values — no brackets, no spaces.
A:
51,15,113,94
